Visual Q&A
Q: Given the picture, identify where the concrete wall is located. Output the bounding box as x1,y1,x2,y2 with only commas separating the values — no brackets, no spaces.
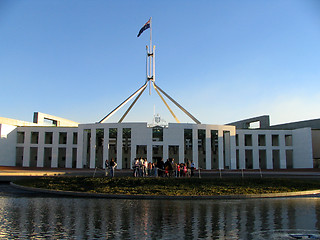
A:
76,122,237,170
236,129,300,169
292,128,313,168
15,126,78,168
0,124,17,166
0,121,314,170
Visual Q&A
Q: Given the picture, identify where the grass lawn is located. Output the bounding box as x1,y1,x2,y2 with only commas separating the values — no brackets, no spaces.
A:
14,177,320,196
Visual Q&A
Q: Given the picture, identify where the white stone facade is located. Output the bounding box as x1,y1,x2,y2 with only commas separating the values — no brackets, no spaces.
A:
0,120,314,170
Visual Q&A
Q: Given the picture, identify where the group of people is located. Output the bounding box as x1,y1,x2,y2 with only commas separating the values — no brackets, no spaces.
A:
132,158,196,178
132,158,157,177
104,159,117,177
104,158,196,178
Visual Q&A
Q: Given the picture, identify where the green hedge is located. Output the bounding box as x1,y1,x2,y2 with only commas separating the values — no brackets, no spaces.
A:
14,177,320,196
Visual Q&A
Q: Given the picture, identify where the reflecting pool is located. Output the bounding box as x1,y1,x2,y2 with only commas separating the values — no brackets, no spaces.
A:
0,184,320,239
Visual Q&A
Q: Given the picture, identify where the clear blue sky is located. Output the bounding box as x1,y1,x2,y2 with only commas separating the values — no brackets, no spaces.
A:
1,0,320,125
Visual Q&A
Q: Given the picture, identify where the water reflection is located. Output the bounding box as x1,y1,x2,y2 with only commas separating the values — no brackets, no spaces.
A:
0,196,320,239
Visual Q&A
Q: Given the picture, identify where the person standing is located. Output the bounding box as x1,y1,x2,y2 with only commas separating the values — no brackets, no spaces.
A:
144,159,148,177
105,159,109,177
191,160,195,177
139,158,144,177
157,158,165,177
186,159,192,177
133,158,139,177
109,159,117,177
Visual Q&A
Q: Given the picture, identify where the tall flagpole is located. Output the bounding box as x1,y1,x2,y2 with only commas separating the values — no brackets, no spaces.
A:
149,17,152,95
98,18,201,124
150,17,152,52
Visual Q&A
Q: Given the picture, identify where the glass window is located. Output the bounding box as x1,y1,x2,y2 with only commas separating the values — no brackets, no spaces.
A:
272,135,279,146
236,134,239,146
258,135,266,146
285,135,292,146
152,126,163,141
244,134,252,146
31,132,39,144
59,132,67,144
17,132,25,144
45,132,53,144
73,132,78,145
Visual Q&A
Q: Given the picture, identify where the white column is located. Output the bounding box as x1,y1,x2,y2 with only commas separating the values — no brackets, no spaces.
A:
192,128,198,168
218,129,224,169
131,144,136,169
37,130,44,167
117,127,123,169
51,131,58,168
163,144,168,163
65,131,73,168
179,142,184,163
76,129,84,168
238,133,245,169
266,134,273,169
252,133,259,169
90,128,96,169
23,131,31,167
147,144,152,163
279,134,287,169
205,128,211,170
229,131,237,170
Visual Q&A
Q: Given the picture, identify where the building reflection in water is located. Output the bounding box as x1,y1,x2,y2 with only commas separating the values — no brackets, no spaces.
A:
0,197,320,239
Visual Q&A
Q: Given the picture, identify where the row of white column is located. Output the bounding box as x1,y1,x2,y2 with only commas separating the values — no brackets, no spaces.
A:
77,127,236,170
236,133,292,169
20,131,76,168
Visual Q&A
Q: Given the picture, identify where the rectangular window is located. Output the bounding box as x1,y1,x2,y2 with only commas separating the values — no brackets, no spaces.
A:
84,129,91,168
152,126,163,141
95,129,104,169
184,129,193,163
184,129,192,149
236,134,239,146
273,150,280,168
286,150,293,168
45,132,53,144
73,132,78,145
244,134,252,146
58,148,66,168
122,128,131,169
72,148,77,168
245,149,253,169
285,135,292,146
44,147,52,168
169,145,179,163
30,147,38,167
259,150,267,169
59,132,67,144
136,145,147,159
17,132,25,144
198,129,206,169
31,132,39,144
272,135,279,146
258,135,266,146
236,150,239,169
109,128,117,162
211,130,218,169
16,147,24,167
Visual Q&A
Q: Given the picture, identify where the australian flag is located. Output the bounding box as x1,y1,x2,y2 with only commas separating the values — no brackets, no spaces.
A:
137,19,151,37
